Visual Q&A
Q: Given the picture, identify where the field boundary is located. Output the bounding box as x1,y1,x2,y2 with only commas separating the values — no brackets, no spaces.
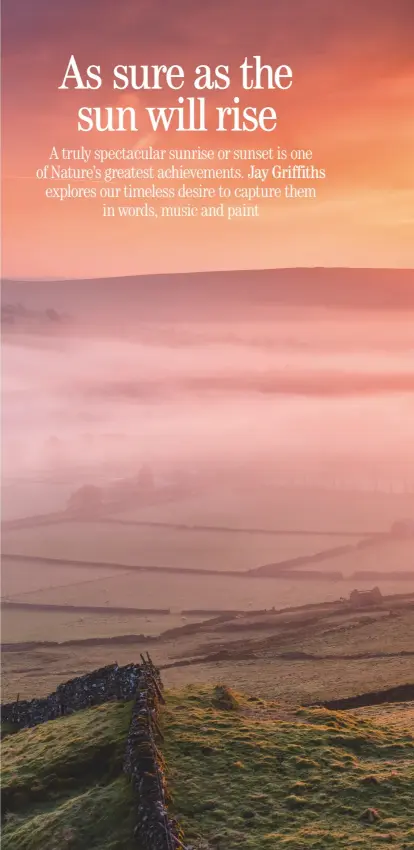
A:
1,600,171,616
5,527,413,582
1,659,186,850
1,552,247,577
1,661,142,727
99,517,378,537
2,511,384,537
315,682,414,710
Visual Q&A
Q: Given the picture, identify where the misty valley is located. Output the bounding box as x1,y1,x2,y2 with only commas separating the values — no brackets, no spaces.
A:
2,255,414,850
1,270,414,730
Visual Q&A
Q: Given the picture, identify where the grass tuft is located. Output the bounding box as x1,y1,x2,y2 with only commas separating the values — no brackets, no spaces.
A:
212,685,240,711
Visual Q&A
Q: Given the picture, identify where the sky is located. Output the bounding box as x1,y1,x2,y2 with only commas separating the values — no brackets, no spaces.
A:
2,0,414,278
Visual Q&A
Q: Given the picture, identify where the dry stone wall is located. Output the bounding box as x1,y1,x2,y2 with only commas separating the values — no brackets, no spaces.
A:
319,682,414,710
1,662,142,728
124,667,184,850
1,658,186,849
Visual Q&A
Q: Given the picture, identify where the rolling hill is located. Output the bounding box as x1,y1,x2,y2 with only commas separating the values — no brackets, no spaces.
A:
3,268,414,326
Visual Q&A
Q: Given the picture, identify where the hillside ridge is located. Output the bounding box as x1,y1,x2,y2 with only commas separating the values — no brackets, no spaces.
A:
3,268,414,320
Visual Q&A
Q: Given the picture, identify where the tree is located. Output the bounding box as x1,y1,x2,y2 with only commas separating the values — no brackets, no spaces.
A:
67,485,103,517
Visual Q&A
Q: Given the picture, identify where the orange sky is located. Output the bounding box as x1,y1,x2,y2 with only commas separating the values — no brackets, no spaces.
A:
2,0,414,278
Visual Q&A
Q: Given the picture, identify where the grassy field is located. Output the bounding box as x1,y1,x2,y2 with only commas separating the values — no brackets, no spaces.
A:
2,486,413,656
110,485,414,533
0,606,205,644
1,700,135,850
1,558,123,599
294,610,414,657
3,642,414,705
2,534,413,650
1,522,362,572
2,565,414,647
2,687,413,850
291,538,414,578
1,569,349,614
163,656,414,706
2,604,414,704
351,703,414,735
162,687,414,849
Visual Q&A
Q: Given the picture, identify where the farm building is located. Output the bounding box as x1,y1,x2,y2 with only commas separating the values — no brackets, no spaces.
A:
349,587,383,608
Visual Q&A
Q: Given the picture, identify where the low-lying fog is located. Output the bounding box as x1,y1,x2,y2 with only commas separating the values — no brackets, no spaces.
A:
2,308,414,519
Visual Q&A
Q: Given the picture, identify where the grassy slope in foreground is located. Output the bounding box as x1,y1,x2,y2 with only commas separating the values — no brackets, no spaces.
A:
162,687,414,849
2,688,414,850
1,701,135,850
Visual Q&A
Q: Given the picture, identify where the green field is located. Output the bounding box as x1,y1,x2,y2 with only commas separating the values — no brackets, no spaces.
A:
163,687,414,849
1,700,135,850
2,688,414,850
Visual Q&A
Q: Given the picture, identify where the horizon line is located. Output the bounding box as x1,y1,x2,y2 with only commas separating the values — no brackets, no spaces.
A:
3,265,414,283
